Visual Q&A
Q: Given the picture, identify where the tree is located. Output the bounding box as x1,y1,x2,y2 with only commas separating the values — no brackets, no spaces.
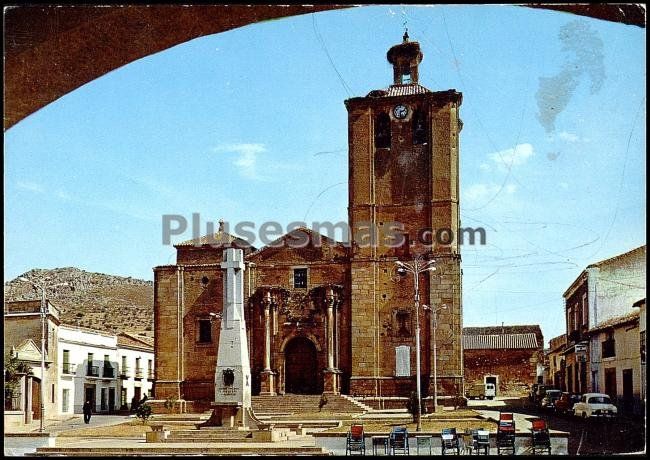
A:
4,352,31,398
164,395,178,414
136,402,153,424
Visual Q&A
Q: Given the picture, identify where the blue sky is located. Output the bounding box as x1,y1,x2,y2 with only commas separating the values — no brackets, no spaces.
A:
4,5,646,344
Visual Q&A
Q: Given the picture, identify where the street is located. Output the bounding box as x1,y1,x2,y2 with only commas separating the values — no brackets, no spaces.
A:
468,396,645,455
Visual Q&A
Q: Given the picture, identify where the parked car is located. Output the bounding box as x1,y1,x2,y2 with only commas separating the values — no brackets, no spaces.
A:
485,383,496,400
555,393,581,415
540,389,562,410
532,384,548,404
573,393,617,419
465,384,486,400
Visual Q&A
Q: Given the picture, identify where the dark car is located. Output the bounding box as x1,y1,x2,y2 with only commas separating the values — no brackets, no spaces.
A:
540,389,562,410
555,392,581,415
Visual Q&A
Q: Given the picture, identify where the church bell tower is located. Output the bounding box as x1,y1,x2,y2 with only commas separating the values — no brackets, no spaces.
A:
345,33,464,399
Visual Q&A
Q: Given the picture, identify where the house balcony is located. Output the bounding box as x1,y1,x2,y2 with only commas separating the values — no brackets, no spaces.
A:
87,365,99,377
119,367,130,379
102,366,115,379
61,363,76,376
147,370,155,381
134,368,144,380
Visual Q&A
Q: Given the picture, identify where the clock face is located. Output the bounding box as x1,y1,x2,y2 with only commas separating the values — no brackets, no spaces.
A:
393,104,408,119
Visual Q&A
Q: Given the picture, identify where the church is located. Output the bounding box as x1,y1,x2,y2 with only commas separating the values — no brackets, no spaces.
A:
153,33,464,408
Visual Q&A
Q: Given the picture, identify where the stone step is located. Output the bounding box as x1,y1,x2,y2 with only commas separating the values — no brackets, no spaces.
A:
33,446,329,456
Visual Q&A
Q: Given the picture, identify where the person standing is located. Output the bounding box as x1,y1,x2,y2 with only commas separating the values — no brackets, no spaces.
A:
82,400,92,424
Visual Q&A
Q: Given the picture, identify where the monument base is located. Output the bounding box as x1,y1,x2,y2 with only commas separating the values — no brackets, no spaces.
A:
259,370,276,395
323,368,342,395
198,403,246,429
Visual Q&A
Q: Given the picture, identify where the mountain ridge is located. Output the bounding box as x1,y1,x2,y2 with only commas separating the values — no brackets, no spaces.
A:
4,267,153,336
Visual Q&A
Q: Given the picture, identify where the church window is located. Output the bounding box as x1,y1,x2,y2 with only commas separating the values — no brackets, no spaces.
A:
413,109,427,144
198,319,212,343
293,268,308,289
375,112,391,149
395,345,411,376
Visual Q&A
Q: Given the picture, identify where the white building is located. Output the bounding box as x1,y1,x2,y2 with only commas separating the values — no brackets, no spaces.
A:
57,326,154,414
116,332,155,410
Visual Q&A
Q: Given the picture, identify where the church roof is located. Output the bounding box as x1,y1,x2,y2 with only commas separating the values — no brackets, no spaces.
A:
246,227,346,259
367,83,432,98
174,229,253,249
117,332,154,350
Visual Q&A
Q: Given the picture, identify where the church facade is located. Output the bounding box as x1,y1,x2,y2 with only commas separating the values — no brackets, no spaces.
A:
153,35,464,406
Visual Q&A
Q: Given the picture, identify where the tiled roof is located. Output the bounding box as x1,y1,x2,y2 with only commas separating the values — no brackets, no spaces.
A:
464,325,542,336
589,310,639,334
463,333,539,350
175,230,253,249
117,332,154,350
246,227,346,258
587,245,645,268
367,84,432,98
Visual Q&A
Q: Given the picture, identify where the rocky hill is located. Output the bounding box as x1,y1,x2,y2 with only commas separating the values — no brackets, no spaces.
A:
4,267,153,335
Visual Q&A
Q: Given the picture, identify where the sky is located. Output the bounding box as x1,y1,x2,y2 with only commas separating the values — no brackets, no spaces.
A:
4,5,646,345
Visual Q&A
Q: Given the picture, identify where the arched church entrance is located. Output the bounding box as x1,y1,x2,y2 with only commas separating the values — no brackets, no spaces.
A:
284,337,319,394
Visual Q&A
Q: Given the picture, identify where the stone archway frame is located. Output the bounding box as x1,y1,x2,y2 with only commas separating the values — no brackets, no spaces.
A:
278,333,323,395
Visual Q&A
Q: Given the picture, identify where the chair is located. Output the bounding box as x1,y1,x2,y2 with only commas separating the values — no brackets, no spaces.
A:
496,412,516,455
389,426,409,455
461,429,475,454
441,427,460,455
472,428,490,455
346,423,366,455
530,418,551,455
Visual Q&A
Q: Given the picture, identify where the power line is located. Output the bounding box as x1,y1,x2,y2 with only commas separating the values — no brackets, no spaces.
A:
311,14,353,98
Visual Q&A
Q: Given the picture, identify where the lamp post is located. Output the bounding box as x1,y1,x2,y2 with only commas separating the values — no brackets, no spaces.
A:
18,277,68,433
431,304,447,413
395,255,436,432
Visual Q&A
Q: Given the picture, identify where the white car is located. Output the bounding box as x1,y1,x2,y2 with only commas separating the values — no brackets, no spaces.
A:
573,393,618,418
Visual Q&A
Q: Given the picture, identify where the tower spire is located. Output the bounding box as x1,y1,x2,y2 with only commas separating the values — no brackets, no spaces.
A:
403,22,409,42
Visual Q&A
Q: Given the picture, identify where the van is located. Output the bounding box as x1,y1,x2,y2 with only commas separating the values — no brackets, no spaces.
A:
485,383,496,400
465,384,486,400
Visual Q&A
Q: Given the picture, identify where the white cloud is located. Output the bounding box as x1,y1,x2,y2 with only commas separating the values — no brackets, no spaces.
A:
558,131,579,142
479,163,491,172
488,143,534,171
212,143,268,180
464,182,517,202
16,181,45,193
558,182,569,190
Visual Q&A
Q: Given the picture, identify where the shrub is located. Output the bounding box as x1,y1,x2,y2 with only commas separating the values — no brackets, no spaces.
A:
164,395,178,413
136,402,152,424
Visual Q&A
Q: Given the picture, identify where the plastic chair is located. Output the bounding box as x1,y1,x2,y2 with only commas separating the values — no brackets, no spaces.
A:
441,427,460,455
346,423,366,455
389,426,409,455
530,418,551,455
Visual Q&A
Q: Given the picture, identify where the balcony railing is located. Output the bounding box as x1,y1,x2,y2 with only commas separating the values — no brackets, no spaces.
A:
87,365,99,377
4,394,22,411
147,370,155,380
62,362,75,374
135,368,144,379
102,366,115,378
119,366,130,378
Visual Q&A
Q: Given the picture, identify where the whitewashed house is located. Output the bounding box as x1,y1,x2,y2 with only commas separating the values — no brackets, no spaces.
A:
116,332,155,410
57,326,154,415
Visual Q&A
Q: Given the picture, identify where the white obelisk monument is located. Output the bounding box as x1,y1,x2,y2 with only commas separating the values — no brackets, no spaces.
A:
208,247,253,428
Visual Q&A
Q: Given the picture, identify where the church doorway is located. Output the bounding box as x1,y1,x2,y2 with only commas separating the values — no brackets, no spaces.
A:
284,337,319,394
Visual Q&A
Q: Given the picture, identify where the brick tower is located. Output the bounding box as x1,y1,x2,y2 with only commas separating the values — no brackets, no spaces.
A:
345,32,464,399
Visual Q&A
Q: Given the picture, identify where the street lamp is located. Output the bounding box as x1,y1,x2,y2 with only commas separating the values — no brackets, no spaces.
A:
395,255,437,432
18,277,68,433
430,304,447,413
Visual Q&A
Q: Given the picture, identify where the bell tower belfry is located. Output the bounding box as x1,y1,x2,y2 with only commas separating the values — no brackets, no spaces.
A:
344,34,464,400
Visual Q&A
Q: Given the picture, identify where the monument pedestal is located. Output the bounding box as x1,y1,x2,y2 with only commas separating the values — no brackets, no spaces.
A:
259,370,276,395
200,402,246,429
323,368,342,395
